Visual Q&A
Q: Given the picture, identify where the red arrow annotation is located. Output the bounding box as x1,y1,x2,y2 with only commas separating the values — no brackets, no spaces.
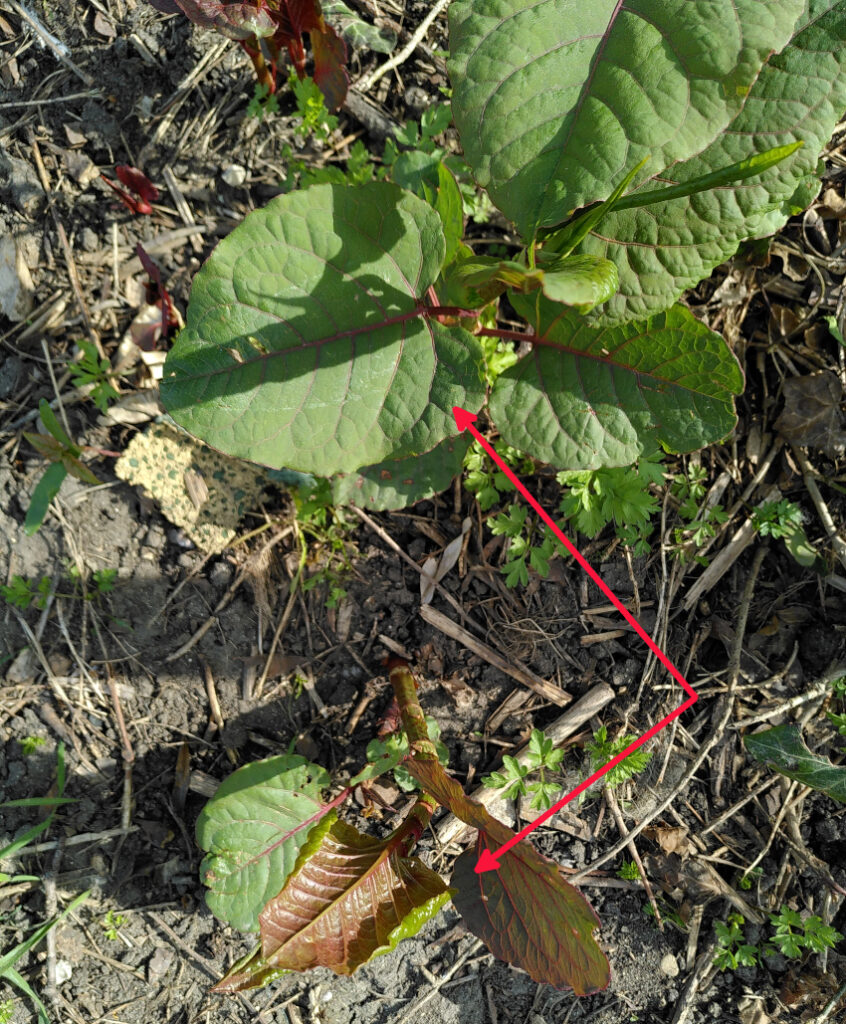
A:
451,407,699,875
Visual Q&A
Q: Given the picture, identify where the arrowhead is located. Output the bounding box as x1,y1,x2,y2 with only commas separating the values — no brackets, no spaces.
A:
452,406,478,432
474,848,502,874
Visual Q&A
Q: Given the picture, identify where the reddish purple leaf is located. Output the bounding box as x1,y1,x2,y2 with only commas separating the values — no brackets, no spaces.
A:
408,759,610,996
213,810,451,991
166,0,276,39
311,19,347,111
115,165,160,205
136,244,179,346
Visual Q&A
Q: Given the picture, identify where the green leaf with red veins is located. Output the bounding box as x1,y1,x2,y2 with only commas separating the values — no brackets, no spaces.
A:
160,182,485,477
196,755,340,933
488,293,743,471
407,759,610,996
214,811,452,990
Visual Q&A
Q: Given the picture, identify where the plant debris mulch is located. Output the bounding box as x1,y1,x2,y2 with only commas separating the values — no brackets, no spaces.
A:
1,3,846,1024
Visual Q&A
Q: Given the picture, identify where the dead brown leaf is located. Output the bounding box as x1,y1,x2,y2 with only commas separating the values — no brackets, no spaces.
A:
775,371,846,455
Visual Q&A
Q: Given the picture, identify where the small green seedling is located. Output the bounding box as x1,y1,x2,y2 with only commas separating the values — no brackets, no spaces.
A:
738,866,763,891
713,913,759,971
288,71,337,141
1,575,51,611
247,82,279,120
22,400,100,535
67,340,120,414
481,727,565,811
100,910,127,942
19,737,47,757
585,725,653,790
768,907,843,958
616,860,640,881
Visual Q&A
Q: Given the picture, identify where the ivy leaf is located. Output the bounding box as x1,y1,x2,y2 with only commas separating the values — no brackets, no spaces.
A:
161,183,486,477
448,0,804,237
213,811,452,990
580,1,846,321
407,759,609,995
196,755,339,933
744,724,846,804
489,294,743,470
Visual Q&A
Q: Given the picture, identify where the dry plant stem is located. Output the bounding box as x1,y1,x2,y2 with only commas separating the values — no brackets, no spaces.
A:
8,0,94,85
572,547,767,880
254,557,302,700
807,979,846,1024
26,127,99,349
198,654,238,764
733,668,844,728
668,935,719,1024
420,604,571,706
8,827,138,858
603,787,663,929
743,778,801,878
394,939,485,1024
356,0,451,92
42,837,64,1011
791,444,846,571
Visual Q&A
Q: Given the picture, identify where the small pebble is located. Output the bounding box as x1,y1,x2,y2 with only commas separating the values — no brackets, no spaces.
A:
660,952,679,978
222,163,247,187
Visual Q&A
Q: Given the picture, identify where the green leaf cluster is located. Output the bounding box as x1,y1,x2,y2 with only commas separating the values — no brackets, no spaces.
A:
714,913,760,971
769,907,843,958
557,453,665,555
358,716,449,792
68,340,119,414
481,728,565,811
1,575,51,611
22,400,99,535
585,725,653,790
161,2,846,513
751,499,804,539
713,908,843,970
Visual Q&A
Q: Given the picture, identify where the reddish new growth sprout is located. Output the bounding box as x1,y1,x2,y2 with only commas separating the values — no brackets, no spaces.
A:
101,165,160,215
145,0,347,110
136,244,180,350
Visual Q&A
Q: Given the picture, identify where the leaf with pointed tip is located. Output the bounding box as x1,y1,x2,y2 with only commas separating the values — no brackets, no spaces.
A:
161,182,486,477
744,724,846,804
407,759,609,996
214,811,452,990
579,1,846,322
448,0,805,238
196,755,339,933
331,434,471,510
488,294,743,470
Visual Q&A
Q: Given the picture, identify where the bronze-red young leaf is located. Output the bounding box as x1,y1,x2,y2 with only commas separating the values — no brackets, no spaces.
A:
256,813,451,976
408,759,610,996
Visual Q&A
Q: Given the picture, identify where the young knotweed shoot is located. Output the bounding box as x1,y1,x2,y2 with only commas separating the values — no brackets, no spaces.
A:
197,661,610,996
160,4,846,516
